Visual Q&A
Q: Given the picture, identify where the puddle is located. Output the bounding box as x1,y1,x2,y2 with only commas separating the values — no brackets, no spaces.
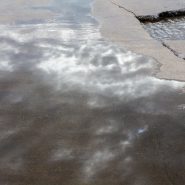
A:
0,0,185,185
143,16,185,40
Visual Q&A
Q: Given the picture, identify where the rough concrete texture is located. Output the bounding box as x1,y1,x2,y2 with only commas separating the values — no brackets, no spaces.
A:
93,0,185,81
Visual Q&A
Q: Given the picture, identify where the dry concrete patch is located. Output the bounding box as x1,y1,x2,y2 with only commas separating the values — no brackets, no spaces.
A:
113,0,185,20
163,40,185,60
92,0,185,81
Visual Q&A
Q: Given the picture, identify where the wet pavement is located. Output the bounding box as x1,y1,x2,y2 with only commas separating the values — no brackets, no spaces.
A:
0,0,185,185
143,16,185,40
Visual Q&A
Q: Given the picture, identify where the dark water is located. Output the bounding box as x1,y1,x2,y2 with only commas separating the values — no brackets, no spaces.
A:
0,0,185,185
143,16,185,40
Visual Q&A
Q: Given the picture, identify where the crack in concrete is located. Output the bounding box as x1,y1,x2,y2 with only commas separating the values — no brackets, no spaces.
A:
162,42,185,61
110,0,137,17
110,0,185,61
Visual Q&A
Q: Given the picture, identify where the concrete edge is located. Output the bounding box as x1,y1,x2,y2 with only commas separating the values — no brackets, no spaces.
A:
92,0,185,81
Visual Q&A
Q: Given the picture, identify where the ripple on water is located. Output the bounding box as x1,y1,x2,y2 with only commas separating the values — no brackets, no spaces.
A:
143,16,185,40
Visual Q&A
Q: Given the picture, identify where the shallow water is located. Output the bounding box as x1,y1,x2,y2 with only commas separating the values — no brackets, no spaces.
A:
143,16,185,40
0,0,185,185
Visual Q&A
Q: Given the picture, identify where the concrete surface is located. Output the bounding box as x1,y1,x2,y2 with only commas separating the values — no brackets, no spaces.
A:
114,0,185,17
0,0,54,24
164,40,185,59
93,0,185,81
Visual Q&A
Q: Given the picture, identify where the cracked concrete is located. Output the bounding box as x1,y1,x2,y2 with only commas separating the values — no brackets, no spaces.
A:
113,0,185,18
93,0,185,81
163,41,185,60
0,0,55,24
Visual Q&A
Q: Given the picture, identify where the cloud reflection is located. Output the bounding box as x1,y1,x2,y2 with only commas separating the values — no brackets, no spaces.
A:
0,5,185,185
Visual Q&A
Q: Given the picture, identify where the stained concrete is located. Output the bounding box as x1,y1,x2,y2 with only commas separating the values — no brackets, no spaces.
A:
93,0,185,81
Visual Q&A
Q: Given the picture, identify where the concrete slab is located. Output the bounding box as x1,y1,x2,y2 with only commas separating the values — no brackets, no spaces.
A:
93,0,185,81
114,0,185,17
164,40,185,59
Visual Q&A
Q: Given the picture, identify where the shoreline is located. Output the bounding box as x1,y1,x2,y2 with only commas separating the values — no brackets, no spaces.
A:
92,0,185,81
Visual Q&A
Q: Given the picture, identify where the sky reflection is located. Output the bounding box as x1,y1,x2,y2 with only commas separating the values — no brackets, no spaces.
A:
143,16,185,40
0,0,185,185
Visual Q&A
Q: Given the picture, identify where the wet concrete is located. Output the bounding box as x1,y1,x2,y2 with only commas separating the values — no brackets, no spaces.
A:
0,0,185,185
0,0,55,24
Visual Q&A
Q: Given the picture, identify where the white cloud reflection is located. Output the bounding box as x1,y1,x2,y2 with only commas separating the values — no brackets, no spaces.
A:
84,149,114,180
36,41,184,106
0,11,185,184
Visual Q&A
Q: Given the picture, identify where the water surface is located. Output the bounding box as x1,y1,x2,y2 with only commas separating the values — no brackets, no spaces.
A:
0,0,185,185
143,16,185,40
